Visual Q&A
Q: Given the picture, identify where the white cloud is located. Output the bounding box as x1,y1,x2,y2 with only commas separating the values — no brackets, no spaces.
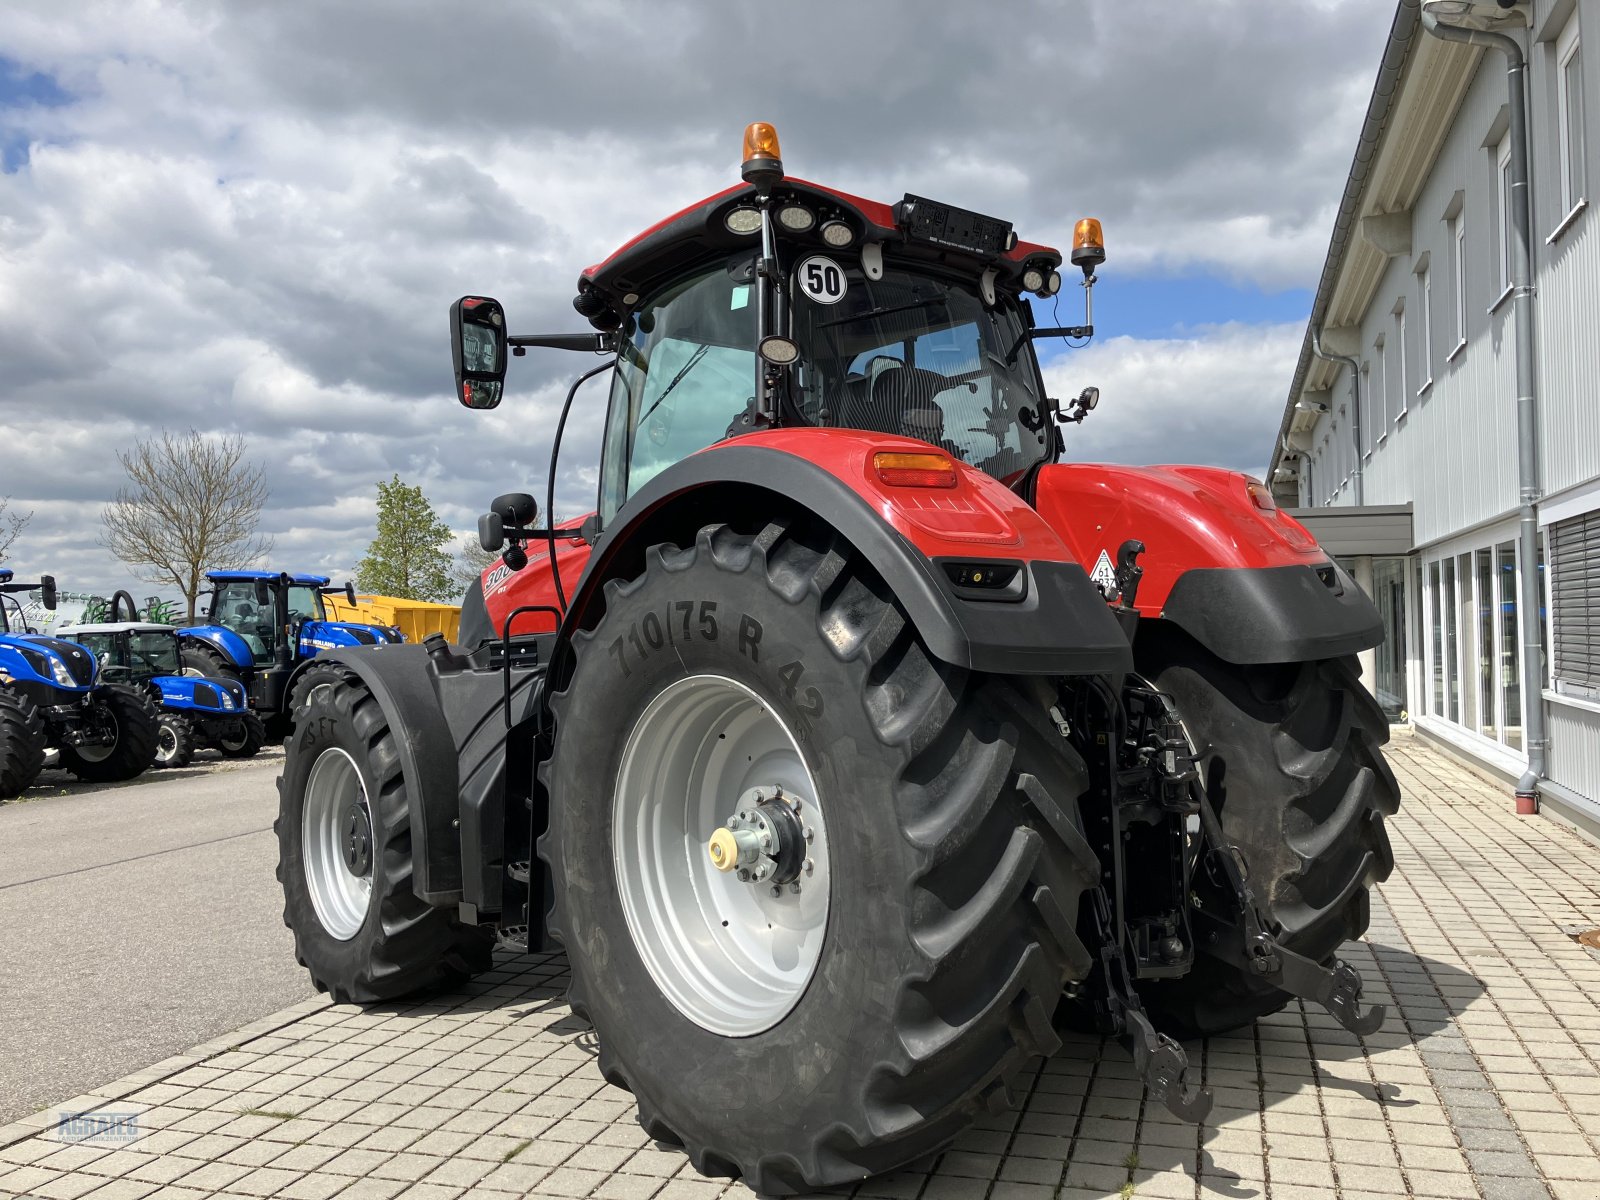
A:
0,0,1393,597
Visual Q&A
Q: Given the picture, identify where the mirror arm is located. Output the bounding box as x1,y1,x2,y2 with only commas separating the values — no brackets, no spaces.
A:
1007,325,1095,363
508,332,616,354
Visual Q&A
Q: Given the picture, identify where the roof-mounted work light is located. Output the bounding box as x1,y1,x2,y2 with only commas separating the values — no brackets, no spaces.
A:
741,122,784,193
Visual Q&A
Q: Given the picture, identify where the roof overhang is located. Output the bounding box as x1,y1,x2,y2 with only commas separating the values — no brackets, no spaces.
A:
1287,504,1415,556
1270,0,1488,483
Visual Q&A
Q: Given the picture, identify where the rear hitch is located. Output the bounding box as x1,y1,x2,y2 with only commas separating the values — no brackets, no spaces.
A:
1088,886,1212,1124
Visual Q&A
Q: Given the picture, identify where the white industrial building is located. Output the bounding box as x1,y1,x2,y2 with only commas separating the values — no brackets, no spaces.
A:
1269,0,1599,830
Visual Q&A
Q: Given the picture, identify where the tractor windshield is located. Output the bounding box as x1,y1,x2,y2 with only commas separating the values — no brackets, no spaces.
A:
130,631,181,676
600,257,1050,519
791,266,1049,480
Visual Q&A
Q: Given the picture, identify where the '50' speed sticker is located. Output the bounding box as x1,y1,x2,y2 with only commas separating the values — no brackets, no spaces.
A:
796,255,847,305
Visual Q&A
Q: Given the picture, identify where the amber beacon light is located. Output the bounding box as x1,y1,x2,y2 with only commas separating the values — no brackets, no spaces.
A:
741,122,784,192
1071,218,1106,275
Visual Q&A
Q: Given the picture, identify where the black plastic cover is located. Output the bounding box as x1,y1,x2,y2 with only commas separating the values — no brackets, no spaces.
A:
1160,561,1383,665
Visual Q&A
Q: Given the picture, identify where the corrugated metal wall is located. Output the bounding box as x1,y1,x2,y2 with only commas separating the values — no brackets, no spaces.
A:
1548,701,1600,809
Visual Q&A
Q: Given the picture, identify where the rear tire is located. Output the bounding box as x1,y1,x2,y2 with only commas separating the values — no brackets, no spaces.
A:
216,711,266,759
1133,623,1400,1040
275,669,493,1003
542,520,1100,1195
182,644,244,685
59,686,160,783
0,691,46,799
154,713,196,769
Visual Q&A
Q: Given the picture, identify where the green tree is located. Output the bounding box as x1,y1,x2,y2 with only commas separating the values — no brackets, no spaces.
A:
356,475,455,602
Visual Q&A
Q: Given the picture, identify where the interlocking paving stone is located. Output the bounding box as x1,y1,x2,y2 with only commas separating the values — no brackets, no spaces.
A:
4,735,1600,1198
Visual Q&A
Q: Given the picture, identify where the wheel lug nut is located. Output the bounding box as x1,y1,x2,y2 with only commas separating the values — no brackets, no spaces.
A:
790,882,802,895
804,828,815,843
770,885,782,898
804,859,814,876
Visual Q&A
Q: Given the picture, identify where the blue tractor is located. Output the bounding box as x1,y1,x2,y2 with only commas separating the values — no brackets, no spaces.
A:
176,571,403,737
0,570,160,798
53,591,264,769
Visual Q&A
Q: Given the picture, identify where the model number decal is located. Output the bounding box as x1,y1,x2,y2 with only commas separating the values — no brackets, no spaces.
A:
606,601,824,726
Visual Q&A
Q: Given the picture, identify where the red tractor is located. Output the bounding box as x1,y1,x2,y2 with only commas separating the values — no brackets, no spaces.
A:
277,124,1399,1194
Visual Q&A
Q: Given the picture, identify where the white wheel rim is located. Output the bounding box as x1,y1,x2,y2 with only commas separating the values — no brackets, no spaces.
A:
156,724,178,764
301,747,374,941
612,674,830,1037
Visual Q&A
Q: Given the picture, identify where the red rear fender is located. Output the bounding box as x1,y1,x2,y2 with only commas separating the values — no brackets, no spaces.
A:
1032,463,1325,618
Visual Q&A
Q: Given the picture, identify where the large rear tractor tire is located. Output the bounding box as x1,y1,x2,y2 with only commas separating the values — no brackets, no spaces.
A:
154,713,196,769
275,669,493,1003
59,686,160,783
1134,623,1400,1040
0,691,47,799
182,644,244,686
215,711,266,759
541,520,1100,1195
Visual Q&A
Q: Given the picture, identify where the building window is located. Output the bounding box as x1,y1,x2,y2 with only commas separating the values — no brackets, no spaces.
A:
1392,306,1406,425
1364,348,1379,457
1558,16,1586,214
1452,212,1468,347
1418,266,1433,394
1496,134,1513,297
1550,508,1600,700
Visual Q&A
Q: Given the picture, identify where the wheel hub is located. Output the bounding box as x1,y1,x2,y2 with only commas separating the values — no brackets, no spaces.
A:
342,802,373,876
707,787,813,890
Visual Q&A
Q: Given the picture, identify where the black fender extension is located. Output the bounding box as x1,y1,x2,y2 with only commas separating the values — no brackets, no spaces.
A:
308,643,543,907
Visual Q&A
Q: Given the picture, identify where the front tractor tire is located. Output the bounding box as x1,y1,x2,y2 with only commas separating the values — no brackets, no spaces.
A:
59,686,160,783
0,691,46,799
275,671,492,1003
1135,624,1401,1040
541,520,1101,1196
215,711,266,759
154,713,196,769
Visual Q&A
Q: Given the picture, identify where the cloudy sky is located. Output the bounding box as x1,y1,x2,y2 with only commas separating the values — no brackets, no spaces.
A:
0,0,1394,602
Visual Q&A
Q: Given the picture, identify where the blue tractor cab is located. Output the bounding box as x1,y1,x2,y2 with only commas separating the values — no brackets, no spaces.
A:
54,591,265,768
1,571,160,798
177,571,403,737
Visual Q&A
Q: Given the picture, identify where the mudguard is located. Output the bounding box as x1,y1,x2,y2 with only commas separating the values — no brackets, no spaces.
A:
177,626,255,669
1032,464,1382,665
152,673,247,717
482,430,1134,677
304,642,541,906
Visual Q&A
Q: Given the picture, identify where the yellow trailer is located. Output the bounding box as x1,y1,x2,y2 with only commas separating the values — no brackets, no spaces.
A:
324,593,461,643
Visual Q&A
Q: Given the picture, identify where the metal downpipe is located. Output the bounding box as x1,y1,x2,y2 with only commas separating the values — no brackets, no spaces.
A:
1310,328,1364,506
1421,7,1546,805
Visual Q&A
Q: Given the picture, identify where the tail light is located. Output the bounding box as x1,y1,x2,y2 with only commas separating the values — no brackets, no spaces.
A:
873,452,958,489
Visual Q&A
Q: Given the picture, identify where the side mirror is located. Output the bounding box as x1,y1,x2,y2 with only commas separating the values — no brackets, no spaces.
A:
490,492,538,527
254,580,271,606
40,574,57,611
451,296,508,410
345,582,357,607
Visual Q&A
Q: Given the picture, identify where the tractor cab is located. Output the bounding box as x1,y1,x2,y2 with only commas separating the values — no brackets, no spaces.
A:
0,567,56,635
207,575,332,665
59,623,183,685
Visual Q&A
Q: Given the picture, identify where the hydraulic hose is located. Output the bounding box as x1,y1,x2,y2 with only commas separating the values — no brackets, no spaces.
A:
546,360,613,614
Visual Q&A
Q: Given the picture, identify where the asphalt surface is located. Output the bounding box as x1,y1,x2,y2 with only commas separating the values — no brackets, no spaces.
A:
0,750,316,1125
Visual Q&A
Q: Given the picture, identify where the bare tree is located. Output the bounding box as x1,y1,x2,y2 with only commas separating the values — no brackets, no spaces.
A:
0,495,31,564
452,532,501,593
100,430,273,618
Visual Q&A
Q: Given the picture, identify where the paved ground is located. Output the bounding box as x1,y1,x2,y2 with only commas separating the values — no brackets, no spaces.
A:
0,750,315,1124
3,734,1599,1199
